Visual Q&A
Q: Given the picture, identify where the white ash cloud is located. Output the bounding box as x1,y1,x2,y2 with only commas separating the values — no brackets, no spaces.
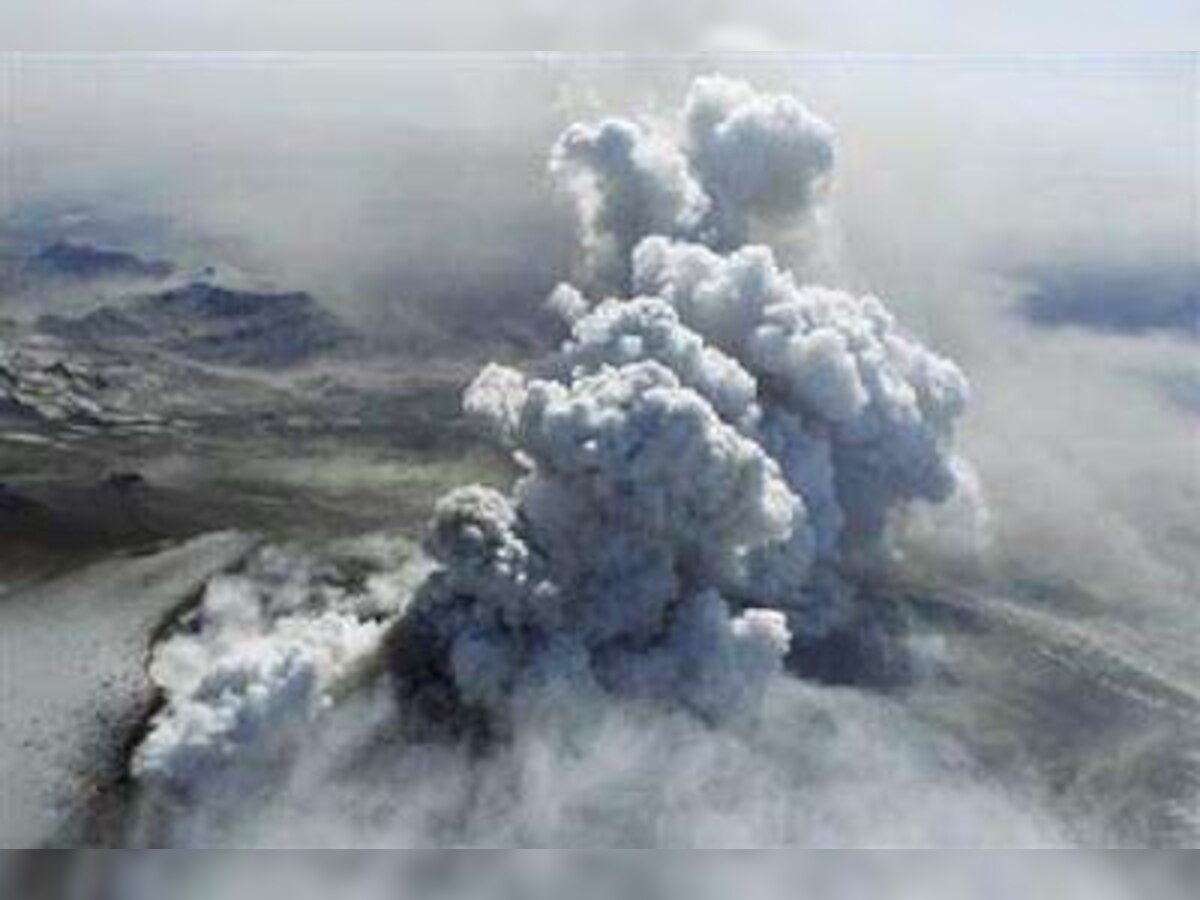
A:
402,358,798,724
549,118,711,288
550,76,835,287
632,236,970,544
388,77,969,728
682,74,836,248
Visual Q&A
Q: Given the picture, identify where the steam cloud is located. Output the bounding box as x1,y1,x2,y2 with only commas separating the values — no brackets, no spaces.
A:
134,538,424,789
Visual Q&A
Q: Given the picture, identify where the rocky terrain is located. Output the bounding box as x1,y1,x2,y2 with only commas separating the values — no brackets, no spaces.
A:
37,281,358,368
0,240,511,574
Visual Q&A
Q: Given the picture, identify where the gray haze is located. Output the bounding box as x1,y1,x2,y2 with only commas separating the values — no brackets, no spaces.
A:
2,1,1198,51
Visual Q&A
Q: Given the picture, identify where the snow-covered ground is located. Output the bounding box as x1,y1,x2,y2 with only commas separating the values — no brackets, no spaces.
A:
0,531,255,846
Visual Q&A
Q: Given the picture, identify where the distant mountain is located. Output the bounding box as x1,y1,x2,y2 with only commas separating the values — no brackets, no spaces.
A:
1018,265,1199,337
26,241,174,282
38,281,357,368
0,338,164,430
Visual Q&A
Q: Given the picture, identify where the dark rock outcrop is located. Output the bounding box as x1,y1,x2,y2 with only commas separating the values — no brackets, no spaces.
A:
28,241,174,282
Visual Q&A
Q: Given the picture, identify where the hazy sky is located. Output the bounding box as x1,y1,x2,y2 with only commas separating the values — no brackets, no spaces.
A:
4,54,1191,311
1,0,1198,52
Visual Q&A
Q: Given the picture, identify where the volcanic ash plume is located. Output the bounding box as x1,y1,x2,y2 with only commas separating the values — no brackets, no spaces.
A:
390,77,969,729
133,78,973,821
549,74,835,288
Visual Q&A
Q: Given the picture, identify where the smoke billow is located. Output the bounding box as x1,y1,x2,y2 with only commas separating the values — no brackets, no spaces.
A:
681,75,836,246
133,537,426,792
389,76,968,731
549,75,834,288
127,77,1120,852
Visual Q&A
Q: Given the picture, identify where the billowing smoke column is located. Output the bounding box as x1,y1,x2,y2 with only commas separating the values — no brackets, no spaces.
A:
133,77,969,802
549,75,835,288
390,77,968,729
